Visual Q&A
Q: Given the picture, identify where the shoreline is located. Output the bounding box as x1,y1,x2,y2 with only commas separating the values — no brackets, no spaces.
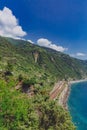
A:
58,78,87,110
69,78,87,85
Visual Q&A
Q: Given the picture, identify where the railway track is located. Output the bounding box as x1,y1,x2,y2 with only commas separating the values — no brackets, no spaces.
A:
50,81,65,100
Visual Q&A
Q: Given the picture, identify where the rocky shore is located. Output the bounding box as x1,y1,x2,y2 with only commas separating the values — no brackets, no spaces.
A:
58,79,87,110
58,82,70,110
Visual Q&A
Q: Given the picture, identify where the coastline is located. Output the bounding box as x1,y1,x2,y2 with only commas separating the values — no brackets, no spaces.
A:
58,78,87,110
69,78,87,85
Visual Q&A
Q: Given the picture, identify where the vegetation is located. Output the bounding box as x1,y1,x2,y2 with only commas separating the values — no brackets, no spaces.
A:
0,78,75,130
0,36,87,81
0,35,86,129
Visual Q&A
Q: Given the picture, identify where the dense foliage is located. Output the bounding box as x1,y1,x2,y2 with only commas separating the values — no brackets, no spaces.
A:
0,78,75,130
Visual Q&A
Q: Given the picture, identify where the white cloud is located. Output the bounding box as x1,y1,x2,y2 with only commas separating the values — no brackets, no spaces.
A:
70,52,87,60
37,38,68,52
76,53,86,57
0,7,27,38
27,40,34,44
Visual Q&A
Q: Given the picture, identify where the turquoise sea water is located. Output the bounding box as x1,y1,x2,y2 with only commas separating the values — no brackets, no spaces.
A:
68,81,87,130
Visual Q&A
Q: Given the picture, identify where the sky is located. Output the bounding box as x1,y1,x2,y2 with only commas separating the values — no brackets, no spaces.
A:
0,0,87,59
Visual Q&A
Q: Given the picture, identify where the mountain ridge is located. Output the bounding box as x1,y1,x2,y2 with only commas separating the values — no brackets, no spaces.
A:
0,36,87,81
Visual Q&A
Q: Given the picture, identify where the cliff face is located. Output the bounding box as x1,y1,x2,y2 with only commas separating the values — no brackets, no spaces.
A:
33,51,39,63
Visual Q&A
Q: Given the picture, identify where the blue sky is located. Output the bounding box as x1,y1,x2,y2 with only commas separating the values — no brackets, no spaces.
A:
0,0,87,59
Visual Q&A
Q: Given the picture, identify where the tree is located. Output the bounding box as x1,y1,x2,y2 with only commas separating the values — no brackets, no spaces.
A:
4,62,13,77
6,62,13,72
18,74,23,82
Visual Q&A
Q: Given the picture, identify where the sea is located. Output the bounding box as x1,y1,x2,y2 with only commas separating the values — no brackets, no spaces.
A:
68,81,87,130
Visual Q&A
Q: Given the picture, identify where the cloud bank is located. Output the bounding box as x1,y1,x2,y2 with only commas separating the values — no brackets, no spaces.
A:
37,38,68,52
70,52,86,59
76,52,86,57
0,7,27,38
27,39,34,44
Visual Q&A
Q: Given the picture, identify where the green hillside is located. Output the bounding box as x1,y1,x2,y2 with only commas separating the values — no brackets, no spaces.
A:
0,36,87,129
0,36,87,81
